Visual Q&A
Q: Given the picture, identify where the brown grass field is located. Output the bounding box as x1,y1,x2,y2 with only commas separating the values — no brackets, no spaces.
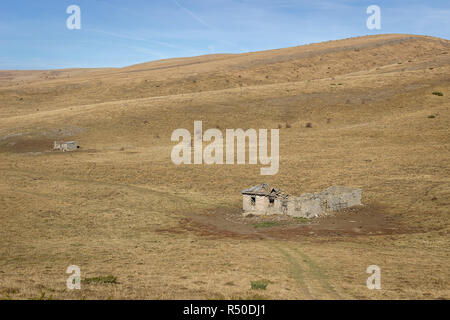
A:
0,34,449,300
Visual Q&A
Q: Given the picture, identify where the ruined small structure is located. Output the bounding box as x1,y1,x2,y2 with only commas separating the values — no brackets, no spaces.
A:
53,141,78,152
241,184,362,218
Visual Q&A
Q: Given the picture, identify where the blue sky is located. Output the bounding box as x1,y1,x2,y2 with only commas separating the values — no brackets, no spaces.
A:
0,0,448,69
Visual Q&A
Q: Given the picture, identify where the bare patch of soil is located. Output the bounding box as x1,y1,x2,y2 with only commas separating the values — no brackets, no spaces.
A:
180,204,419,240
0,136,54,153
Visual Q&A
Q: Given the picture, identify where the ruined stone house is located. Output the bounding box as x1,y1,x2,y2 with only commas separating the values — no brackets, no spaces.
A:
241,183,362,218
53,141,78,152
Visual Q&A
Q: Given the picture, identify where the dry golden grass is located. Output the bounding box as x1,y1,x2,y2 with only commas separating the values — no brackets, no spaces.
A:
0,34,449,299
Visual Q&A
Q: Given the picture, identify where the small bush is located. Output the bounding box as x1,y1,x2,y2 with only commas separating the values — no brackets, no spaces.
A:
82,275,117,285
432,91,443,96
305,122,312,128
30,290,53,300
278,124,282,129
285,122,291,129
428,115,436,119
251,280,270,290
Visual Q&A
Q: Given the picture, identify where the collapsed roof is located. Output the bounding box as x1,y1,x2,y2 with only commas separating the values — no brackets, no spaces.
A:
241,183,289,199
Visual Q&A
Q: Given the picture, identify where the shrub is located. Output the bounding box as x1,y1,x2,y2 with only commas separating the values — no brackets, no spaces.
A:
432,91,443,96
305,122,312,128
37,290,53,300
428,115,436,119
82,275,117,285
251,280,270,290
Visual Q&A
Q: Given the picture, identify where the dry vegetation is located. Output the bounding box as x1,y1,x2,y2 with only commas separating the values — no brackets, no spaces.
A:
0,34,449,299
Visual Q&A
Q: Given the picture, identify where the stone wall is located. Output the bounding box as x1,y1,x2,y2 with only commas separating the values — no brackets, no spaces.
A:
242,195,286,216
320,186,362,212
242,195,269,215
287,193,323,218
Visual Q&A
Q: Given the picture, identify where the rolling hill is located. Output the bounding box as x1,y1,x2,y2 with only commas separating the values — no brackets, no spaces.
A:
0,34,449,299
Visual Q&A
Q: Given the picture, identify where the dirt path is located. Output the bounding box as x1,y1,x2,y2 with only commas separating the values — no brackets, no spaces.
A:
288,245,343,299
269,242,343,299
271,244,313,299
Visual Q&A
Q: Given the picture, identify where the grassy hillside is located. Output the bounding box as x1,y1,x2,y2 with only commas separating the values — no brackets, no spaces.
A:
0,34,449,299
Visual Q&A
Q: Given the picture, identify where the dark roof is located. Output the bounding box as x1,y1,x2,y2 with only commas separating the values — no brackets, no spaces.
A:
241,183,289,198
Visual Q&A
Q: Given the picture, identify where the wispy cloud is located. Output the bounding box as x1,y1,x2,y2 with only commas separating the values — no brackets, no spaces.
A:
172,0,211,28
1,0,448,70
